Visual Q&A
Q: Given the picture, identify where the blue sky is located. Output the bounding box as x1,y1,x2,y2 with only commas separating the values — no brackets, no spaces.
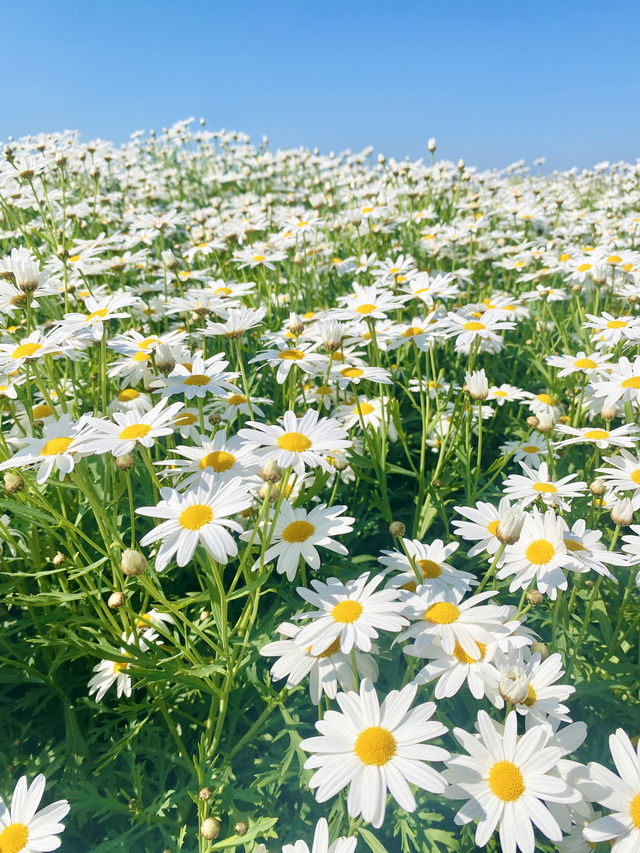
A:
3,0,639,171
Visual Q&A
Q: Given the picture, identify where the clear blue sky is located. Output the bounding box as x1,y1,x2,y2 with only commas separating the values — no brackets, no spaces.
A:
3,0,639,171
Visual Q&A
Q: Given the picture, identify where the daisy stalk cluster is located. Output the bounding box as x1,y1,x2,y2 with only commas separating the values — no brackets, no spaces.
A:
0,120,639,853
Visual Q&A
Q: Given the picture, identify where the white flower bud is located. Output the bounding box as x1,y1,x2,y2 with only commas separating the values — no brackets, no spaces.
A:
496,506,525,544
161,249,179,270
288,312,305,334
535,411,555,433
428,137,437,152
464,368,488,401
611,497,634,526
499,668,530,704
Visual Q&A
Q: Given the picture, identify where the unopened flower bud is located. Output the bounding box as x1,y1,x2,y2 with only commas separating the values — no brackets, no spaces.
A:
590,478,606,496
530,641,550,661
115,453,135,471
499,670,530,705
457,159,465,171
234,821,248,836
198,787,212,801
288,312,305,335
3,472,24,493
389,521,406,537
320,319,344,352
464,368,488,401
496,506,525,544
108,591,125,609
526,589,544,605
428,137,437,152
52,551,65,566
535,412,555,433
155,344,176,374
600,402,619,421
121,549,147,577
332,455,349,471
258,483,279,502
611,497,634,526
208,413,222,426
259,458,282,483
526,416,539,429
161,249,179,270
629,293,640,305
378,153,386,165
571,283,582,293
200,818,221,840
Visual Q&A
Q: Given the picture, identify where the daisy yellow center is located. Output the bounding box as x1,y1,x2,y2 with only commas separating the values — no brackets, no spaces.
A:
227,394,247,405
631,469,640,485
175,413,197,425
526,539,555,565
133,352,150,362
86,308,109,321
523,683,537,706
113,661,128,673
584,429,609,440
564,537,587,552
278,350,304,360
621,376,640,389
332,600,363,623
453,641,486,664
403,326,423,337
533,482,557,494
607,320,627,329
630,792,640,829
214,286,232,295
12,342,41,359
417,558,442,578
282,520,315,542
577,263,592,272
463,321,485,331
341,367,363,378
200,450,235,472
488,761,525,801
183,374,210,386
607,255,622,264
522,445,540,454
355,403,375,415
0,822,29,853
32,403,53,419
310,636,342,658
41,436,73,455
494,390,508,397
558,253,571,262
356,303,377,314
120,423,152,440
277,432,311,452
537,393,553,404
252,254,266,262
138,337,158,348
354,726,396,766
487,520,500,536
424,602,459,624
118,388,140,401
179,504,213,530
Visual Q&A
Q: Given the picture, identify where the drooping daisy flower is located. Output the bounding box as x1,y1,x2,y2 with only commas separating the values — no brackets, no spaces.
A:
0,774,69,853
87,633,148,702
238,409,349,477
300,678,449,828
445,710,581,853
137,474,252,571
582,728,640,852
259,621,377,705
77,397,184,457
293,572,408,655
250,502,354,580
282,817,357,853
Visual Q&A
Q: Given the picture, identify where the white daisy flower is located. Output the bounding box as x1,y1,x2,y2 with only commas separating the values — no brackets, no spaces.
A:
502,461,587,512
379,537,476,596
78,397,184,457
300,678,449,828
160,431,259,490
445,710,580,853
554,423,640,450
406,636,501,702
452,498,519,558
582,728,640,852
491,647,575,725
0,414,91,484
282,817,357,853
560,518,628,580
137,474,252,571
597,450,640,509
250,502,354,581
156,353,240,400
293,572,408,655
590,356,640,409
249,341,328,385
0,774,70,853
238,409,350,477
259,622,377,705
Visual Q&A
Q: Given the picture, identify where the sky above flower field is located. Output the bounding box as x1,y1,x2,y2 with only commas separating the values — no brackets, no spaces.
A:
4,0,639,171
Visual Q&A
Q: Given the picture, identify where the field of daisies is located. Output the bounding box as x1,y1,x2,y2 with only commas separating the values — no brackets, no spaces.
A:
0,119,639,853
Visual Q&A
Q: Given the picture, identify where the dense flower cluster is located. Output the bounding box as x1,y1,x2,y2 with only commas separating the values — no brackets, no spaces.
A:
0,119,639,852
